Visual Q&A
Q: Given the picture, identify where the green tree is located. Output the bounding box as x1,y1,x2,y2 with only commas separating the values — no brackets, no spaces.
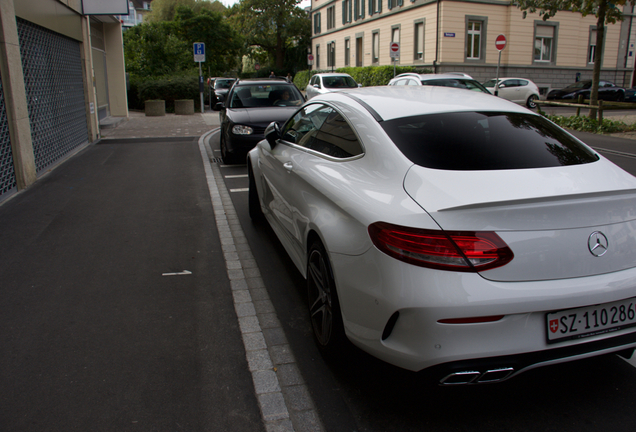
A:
228,0,311,71
514,0,626,118
123,6,242,78
173,6,243,76
148,0,225,22
123,22,192,76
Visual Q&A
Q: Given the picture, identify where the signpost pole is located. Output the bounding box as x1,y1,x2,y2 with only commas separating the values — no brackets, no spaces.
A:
495,51,501,96
194,42,206,113
494,35,506,97
199,62,204,113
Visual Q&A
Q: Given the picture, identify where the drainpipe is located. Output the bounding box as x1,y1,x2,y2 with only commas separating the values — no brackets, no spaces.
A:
434,0,440,73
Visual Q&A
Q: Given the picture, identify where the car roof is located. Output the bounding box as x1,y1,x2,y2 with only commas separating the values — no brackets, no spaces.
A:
312,86,528,121
312,73,353,77
485,77,533,81
393,73,475,81
235,78,293,86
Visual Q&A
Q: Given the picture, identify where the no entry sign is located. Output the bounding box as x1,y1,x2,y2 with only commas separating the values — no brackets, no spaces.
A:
495,34,507,51
390,42,400,58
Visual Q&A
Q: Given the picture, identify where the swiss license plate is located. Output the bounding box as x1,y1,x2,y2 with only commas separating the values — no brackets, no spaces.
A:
546,297,636,344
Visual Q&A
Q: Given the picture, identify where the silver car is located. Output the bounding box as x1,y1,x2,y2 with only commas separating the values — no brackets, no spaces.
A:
387,72,491,94
305,73,360,100
483,77,541,108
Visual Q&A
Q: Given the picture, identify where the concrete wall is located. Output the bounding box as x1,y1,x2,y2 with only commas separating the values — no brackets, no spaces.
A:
0,0,126,195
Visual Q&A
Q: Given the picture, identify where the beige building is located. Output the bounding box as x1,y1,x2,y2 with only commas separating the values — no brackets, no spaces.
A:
0,0,128,202
310,0,636,94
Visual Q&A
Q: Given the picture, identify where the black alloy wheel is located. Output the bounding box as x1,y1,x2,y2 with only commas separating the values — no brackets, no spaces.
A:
248,162,265,222
220,132,237,164
307,240,345,352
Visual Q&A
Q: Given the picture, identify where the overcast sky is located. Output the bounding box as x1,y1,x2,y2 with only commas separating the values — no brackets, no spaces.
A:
221,0,311,8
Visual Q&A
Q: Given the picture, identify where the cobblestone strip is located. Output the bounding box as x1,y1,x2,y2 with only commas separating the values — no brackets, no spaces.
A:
198,132,324,432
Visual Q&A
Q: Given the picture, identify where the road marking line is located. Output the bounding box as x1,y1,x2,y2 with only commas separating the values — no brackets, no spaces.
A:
198,130,324,432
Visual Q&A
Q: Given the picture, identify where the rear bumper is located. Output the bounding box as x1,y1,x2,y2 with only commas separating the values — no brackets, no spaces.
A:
428,332,636,385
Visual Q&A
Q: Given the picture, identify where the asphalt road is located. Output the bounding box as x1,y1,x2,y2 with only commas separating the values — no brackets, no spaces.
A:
209,128,636,432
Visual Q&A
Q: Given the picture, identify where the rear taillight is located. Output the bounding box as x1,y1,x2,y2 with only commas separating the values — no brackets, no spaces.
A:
368,222,513,272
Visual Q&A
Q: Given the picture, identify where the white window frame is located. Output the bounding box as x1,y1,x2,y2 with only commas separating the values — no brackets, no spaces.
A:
467,21,481,60
372,31,380,64
414,21,424,61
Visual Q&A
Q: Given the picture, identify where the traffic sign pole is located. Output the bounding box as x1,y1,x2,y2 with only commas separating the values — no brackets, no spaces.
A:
389,42,400,77
194,43,205,112
494,35,506,97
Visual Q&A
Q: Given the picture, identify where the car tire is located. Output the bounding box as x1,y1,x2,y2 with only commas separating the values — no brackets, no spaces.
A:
220,132,238,165
307,239,345,354
617,92,625,102
526,95,538,109
248,162,265,222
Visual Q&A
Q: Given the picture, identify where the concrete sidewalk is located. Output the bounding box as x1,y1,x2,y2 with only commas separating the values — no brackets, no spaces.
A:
100,110,221,140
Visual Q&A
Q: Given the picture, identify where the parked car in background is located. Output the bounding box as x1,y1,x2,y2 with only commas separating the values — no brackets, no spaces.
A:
305,73,361,99
216,78,304,164
248,85,636,385
547,80,626,101
483,78,541,108
387,73,491,94
213,78,236,102
624,87,636,102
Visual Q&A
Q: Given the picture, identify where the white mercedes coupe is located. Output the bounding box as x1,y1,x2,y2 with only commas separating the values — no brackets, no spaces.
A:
246,86,636,385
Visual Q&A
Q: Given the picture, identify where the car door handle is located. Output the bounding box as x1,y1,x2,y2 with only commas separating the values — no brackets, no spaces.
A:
283,162,293,172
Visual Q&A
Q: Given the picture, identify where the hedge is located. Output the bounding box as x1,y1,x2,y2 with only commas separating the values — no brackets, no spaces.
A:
127,74,202,113
292,65,433,90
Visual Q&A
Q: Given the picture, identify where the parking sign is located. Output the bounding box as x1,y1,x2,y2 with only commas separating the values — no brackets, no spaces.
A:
194,42,205,62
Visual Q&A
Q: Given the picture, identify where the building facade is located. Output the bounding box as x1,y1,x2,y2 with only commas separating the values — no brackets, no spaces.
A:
0,0,128,202
309,0,636,95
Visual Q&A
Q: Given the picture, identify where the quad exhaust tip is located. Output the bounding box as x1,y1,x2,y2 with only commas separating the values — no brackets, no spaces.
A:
440,367,515,385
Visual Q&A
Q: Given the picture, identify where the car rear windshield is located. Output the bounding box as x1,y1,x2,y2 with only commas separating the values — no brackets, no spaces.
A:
215,79,235,89
230,84,303,108
323,76,358,89
380,111,599,170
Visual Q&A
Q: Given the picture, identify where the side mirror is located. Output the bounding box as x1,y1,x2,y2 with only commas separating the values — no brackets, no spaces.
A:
265,121,281,148
358,83,363,88
313,84,320,89
214,102,224,111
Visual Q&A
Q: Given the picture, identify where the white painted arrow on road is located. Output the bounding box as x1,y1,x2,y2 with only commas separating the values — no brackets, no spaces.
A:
162,270,192,276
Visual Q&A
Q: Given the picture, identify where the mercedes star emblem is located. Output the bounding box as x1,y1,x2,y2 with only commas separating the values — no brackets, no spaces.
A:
588,231,609,257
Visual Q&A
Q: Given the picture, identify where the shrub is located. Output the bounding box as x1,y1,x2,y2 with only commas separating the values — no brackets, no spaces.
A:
543,114,630,134
127,74,203,112
293,65,432,90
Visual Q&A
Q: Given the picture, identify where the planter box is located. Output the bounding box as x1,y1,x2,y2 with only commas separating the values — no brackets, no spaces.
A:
145,100,165,117
175,99,195,115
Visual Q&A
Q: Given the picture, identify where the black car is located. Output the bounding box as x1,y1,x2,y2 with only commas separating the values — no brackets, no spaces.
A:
547,80,626,101
213,78,236,103
216,78,305,164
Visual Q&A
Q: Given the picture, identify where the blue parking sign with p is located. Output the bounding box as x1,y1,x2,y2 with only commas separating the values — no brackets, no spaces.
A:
194,42,205,62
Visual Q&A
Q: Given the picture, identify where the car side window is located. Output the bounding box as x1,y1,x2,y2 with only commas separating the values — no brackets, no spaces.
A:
281,104,329,146
281,104,363,158
310,109,364,158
